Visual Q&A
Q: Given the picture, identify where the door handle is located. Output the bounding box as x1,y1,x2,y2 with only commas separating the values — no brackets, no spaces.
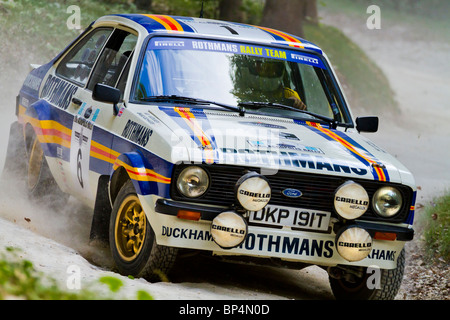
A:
71,97,83,107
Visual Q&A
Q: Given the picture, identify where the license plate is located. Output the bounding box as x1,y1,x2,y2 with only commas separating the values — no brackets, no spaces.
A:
249,205,331,231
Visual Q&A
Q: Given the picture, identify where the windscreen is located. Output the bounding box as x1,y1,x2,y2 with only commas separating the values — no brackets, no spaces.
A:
134,37,349,123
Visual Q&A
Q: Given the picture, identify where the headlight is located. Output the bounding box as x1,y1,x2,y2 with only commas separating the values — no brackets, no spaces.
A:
372,187,403,217
177,166,209,198
334,181,369,220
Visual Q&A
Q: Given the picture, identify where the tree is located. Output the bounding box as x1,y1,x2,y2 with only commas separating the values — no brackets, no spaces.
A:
260,0,318,37
135,0,153,11
219,0,244,22
303,0,318,25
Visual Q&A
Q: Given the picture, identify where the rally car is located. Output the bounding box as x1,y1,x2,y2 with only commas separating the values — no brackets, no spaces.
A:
5,14,416,299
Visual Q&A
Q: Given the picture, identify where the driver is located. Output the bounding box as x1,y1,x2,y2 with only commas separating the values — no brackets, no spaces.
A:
246,58,307,110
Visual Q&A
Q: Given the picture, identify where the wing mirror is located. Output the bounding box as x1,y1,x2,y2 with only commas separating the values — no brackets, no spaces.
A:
92,83,121,116
356,116,379,133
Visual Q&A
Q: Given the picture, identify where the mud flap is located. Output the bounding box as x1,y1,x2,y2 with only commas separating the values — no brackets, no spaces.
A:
2,121,26,181
89,175,112,246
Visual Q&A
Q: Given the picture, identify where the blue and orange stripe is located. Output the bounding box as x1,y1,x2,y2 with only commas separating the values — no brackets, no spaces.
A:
19,106,171,189
255,26,303,48
160,106,218,164
299,120,389,181
142,14,184,32
407,191,417,225
113,159,171,184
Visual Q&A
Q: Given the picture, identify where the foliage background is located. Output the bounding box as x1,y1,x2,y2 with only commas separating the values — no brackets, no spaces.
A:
0,0,400,114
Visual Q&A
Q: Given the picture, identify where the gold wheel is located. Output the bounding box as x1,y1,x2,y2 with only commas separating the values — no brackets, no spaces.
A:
114,195,147,262
28,137,44,190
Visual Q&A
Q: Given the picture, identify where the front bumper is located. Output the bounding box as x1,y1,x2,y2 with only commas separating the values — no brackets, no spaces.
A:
148,197,413,269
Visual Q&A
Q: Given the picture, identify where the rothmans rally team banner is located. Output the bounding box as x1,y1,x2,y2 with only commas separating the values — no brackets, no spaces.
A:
148,37,326,69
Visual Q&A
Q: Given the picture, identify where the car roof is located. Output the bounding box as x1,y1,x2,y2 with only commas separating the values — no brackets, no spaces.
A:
101,14,323,54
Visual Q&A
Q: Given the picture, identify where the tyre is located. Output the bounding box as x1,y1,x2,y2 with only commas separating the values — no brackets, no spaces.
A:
329,249,405,300
27,135,47,197
26,133,67,206
2,122,27,181
109,180,178,282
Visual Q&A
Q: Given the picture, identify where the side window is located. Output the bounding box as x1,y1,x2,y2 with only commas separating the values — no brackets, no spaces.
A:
117,52,133,98
87,29,137,91
56,28,113,87
298,64,333,118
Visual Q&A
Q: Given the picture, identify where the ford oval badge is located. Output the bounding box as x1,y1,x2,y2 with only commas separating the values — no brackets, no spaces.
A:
282,188,302,198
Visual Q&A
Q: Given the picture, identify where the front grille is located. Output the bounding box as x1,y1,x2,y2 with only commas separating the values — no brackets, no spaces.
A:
171,164,413,223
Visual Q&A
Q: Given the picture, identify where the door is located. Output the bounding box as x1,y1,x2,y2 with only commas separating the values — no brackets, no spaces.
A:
54,26,137,205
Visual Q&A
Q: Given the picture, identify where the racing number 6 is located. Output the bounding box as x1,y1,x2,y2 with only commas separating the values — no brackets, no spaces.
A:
77,148,84,188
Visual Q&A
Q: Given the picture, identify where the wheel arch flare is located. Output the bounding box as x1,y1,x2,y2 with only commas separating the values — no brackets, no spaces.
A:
109,151,173,204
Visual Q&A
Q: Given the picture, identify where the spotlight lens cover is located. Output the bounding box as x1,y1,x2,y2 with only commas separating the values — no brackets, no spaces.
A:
236,173,271,211
334,181,369,220
211,211,248,249
373,187,403,217
336,226,373,262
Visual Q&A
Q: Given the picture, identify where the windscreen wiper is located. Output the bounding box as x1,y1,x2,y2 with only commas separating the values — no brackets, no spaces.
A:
142,95,245,116
238,101,338,129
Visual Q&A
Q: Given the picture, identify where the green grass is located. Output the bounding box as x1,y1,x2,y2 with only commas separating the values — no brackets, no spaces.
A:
304,22,398,114
421,193,450,262
0,247,101,299
0,247,154,300
0,0,142,64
